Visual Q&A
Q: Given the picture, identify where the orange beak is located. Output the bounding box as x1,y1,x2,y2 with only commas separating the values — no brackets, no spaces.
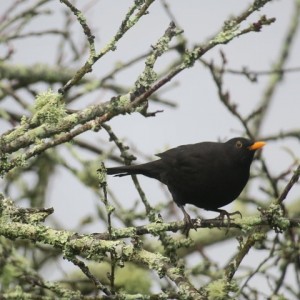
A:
248,141,266,151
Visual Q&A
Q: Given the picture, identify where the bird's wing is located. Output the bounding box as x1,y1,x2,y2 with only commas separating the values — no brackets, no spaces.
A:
156,142,215,162
156,142,220,178
156,142,222,204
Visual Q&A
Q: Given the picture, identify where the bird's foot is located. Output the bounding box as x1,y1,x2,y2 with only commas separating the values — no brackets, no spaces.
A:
215,209,242,232
182,213,194,237
180,205,197,237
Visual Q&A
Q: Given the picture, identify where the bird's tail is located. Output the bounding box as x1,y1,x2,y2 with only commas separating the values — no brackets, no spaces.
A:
106,161,162,179
106,165,141,177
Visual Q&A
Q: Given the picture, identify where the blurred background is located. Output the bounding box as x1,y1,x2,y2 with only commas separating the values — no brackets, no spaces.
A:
1,0,300,298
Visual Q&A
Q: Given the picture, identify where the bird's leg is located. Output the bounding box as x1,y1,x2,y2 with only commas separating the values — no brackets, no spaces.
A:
215,209,242,231
179,205,196,237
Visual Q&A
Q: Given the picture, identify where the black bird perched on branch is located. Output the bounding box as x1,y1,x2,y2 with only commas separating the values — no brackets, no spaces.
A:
106,137,265,232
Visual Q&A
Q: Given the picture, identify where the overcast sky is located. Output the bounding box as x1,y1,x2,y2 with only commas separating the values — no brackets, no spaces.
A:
1,1,300,295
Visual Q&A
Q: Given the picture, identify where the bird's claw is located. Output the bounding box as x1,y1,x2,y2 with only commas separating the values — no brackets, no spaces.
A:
215,209,242,233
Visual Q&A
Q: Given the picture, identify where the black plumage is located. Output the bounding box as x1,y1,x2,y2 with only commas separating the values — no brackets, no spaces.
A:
106,137,265,231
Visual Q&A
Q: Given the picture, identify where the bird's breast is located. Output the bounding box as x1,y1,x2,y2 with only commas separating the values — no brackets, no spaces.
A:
163,158,250,209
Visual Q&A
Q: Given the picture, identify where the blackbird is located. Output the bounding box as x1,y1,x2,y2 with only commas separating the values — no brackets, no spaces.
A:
106,137,265,230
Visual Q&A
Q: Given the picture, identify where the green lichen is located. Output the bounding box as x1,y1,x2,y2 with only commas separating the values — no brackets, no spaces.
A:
135,68,158,90
146,222,166,236
210,19,240,45
260,203,290,233
111,227,137,240
0,154,9,177
110,94,131,114
206,279,238,300
125,247,168,278
97,162,106,186
20,115,28,126
223,19,238,31
0,153,27,177
32,90,66,125
211,27,240,45
182,50,197,68
1,124,26,145
156,35,172,53
234,215,261,233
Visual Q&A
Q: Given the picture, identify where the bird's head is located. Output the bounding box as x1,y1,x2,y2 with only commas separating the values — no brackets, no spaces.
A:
225,137,266,165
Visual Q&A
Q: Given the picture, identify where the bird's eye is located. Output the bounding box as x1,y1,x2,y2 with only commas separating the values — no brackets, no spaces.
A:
235,141,243,149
